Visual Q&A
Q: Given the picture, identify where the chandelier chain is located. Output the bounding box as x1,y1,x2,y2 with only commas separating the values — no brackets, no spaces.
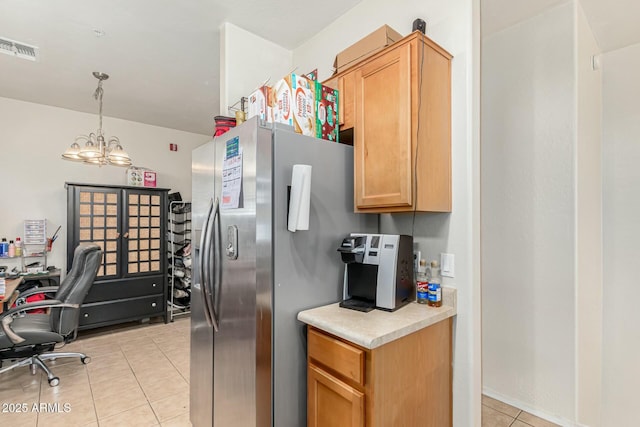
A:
94,80,104,137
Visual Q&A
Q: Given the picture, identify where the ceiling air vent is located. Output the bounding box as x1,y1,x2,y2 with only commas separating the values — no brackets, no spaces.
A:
0,36,38,61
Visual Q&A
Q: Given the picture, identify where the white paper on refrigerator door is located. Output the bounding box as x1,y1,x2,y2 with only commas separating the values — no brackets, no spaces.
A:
288,164,312,232
221,137,243,210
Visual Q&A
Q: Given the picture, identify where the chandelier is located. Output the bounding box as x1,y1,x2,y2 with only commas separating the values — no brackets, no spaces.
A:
62,72,132,167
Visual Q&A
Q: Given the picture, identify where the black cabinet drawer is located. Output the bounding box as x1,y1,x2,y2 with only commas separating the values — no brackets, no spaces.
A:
84,276,165,303
79,294,165,327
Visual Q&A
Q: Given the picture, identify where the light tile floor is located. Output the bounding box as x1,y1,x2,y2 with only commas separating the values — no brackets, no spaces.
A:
0,316,191,427
482,395,561,427
2,317,565,427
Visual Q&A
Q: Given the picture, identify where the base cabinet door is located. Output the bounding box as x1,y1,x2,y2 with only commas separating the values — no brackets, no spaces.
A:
308,364,364,427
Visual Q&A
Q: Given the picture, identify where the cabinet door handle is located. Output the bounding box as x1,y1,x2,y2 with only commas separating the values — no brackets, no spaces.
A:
151,302,157,308
152,283,157,287
83,313,89,318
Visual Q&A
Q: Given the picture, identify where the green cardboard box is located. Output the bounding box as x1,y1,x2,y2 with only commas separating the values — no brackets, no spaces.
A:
315,83,339,143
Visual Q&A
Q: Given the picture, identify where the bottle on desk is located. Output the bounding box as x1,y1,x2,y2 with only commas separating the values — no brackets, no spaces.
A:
8,240,15,258
14,238,22,257
416,259,429,304
0,238,7,257
428,260,442,307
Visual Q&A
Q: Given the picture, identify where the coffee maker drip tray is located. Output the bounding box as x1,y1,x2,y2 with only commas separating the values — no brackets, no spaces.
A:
340,298,376,312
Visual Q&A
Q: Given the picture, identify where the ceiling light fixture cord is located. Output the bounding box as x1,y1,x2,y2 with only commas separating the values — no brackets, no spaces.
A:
95,80,103,137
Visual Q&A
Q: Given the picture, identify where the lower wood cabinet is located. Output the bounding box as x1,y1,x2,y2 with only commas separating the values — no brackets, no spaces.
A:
307,318,452,427
308,364,365,427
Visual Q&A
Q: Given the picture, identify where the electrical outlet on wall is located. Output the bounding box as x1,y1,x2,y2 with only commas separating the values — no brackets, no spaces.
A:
413,250,421,273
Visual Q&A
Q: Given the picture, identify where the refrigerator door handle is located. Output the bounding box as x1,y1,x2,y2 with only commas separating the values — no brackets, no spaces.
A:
205,198,220,332
199,198,216,329
212,199,223,327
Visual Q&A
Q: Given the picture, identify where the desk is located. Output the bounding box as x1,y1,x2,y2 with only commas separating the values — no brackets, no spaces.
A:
0,277,22,314
0,270,61,314
22,269,61,287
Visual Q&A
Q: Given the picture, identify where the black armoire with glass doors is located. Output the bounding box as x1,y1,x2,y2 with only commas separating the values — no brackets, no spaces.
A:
66,183,169,329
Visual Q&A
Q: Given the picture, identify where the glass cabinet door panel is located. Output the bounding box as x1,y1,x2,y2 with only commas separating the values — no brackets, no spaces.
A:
73,187,121,279
124,189,164,276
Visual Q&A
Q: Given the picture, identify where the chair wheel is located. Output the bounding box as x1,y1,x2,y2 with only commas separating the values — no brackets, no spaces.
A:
48,377,60,387
81,356,91,365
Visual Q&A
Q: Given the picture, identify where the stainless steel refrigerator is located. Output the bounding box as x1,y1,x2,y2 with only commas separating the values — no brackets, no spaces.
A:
190,117,376,427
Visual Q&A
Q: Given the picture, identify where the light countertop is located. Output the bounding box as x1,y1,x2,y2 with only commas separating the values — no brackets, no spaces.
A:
297,287,457,349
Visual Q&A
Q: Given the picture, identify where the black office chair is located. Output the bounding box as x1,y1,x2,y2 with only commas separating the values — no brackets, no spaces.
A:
0,243,102,386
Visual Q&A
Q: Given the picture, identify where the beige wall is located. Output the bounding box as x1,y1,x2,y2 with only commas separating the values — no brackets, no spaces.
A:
602,41,640,427
482,0,604,424
482,1,577,422
576,1,603,425
0,96,209,275
219,22,293,115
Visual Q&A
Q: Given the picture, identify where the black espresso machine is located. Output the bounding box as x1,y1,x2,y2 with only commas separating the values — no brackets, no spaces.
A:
337,233,414,312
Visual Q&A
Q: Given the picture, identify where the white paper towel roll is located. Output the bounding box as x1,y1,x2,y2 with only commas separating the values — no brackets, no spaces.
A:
288,164,312,232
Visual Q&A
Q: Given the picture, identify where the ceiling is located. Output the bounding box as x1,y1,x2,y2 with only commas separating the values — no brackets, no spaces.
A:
3,1,640,136
0,0,361,135
482,0,640,52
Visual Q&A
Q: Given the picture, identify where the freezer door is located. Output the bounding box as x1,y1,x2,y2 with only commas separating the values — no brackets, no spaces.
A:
190,140,215,427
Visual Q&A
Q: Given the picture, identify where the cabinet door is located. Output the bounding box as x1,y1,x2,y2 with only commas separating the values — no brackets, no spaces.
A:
123,190,164,277
308,364,364,427
72,187,122,279
354,43,412,209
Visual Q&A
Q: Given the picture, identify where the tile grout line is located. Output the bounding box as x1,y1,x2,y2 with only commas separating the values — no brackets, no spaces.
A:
483,402,523,421
87,341,146,424
153,335,190,384
86,358,100,427
36,369,42,426
120,341,163,426
507,410,523,427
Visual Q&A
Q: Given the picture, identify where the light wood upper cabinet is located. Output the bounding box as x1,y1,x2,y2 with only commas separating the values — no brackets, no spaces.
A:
326,32,452,213
355,42,413,209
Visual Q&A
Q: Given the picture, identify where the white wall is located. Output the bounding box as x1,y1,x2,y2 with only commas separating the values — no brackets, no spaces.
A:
481,1,578,422
0,96,209,275
575,2,603,425
482,1,604,424
293,0,481,425
602,42,640,427
219,22,293,115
